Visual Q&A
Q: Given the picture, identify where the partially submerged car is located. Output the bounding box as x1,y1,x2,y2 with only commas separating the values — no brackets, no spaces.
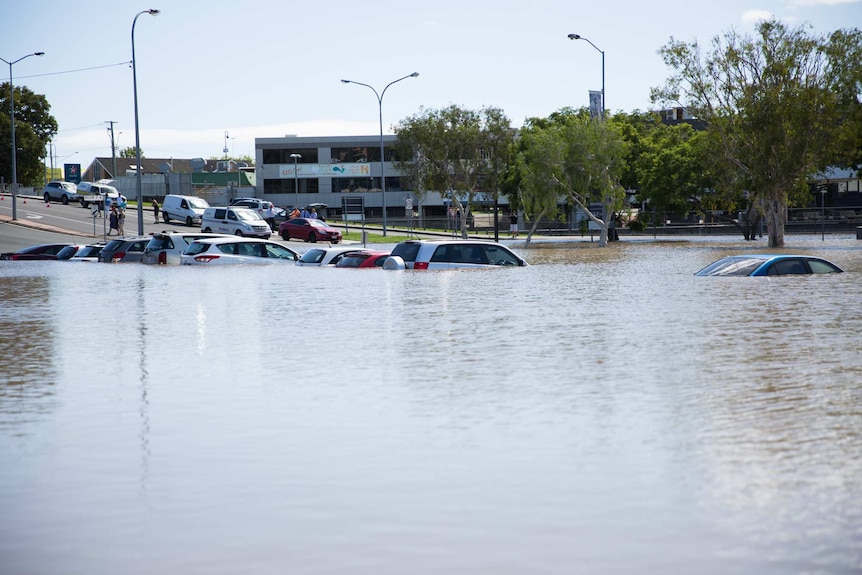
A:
384,240,528,270
695,254,844,276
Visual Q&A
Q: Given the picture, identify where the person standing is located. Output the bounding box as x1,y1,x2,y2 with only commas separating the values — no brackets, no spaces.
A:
264,205,276,231
108,206,119,236
117,209,126,236
152,198,160,223
509,210,519,238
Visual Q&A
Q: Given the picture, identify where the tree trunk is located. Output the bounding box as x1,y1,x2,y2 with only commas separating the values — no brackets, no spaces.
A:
764,192,786,247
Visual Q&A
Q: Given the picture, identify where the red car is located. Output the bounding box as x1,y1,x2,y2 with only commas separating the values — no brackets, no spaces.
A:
334,250,391,268
278,217,342,243
1,243,77,261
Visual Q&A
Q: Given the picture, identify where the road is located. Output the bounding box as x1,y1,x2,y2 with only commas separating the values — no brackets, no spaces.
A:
0,193,223,253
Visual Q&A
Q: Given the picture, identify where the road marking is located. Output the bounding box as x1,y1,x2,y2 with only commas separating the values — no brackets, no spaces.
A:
26,215,44,220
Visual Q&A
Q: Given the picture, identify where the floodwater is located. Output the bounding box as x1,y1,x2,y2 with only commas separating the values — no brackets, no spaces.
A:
1,235,860,575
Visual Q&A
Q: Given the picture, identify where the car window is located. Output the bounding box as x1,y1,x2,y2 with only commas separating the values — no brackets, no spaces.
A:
188,198,209,209
807,259,840,273
214,208,227,219
236,210,262,222
237,242,261,256
130,241,148,252
768,259,808,275
265,244,296,260
696,257,766,276
391,242,421,262
485,245,520,265
147,236,175,251
185,242,209,256
299,249,325,264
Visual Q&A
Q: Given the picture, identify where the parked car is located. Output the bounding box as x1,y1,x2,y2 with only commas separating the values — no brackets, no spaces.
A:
141,231,232,265
334,250,391,268
66,243,107,263
1,243,77,261
278,217,342,243
43,181,79,205
161,195,210,226
384,240,528,270
695,254,845,276
180,237,301,265
201,207,272,239
229,197,274,216
295,246,363,267
98,235,151,263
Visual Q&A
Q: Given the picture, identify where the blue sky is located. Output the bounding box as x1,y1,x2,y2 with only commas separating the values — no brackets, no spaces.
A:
3,0,860,164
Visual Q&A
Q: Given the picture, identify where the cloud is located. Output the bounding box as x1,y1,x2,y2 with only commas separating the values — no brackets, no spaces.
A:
742,9,775,25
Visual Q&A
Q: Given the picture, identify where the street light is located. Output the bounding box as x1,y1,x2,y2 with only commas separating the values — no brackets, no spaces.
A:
132,8,160,235
567,33,604,117
341,72,419,236
289,153,302,209
1,51,45,221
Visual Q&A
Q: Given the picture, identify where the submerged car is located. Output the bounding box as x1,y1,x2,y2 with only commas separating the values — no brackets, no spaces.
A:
67,243,107,262
278,217,342,243
384,240,528,270
695,254,844,276
334,250,390,268
295,246,361,266
98,235,151,263
1,243,77,261
181,237,300,265
141,231,233,265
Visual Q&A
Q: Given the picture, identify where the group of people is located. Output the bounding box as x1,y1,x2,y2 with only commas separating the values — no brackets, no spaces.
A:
89,194,129,236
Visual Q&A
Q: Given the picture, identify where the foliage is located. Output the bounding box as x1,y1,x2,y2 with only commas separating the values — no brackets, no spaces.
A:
394,104,514,238
652,18,862,247
0,82,57,186
119,146,142,159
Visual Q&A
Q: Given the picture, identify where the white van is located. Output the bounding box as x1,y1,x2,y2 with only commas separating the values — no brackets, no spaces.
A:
77,181,119,209
161,195,210,226
201,207,272,239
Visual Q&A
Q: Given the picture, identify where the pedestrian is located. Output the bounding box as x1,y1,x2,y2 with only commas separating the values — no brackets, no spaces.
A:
509,210,519,238
290,207,300,219
264,205,276,231
152,198,160,223
108,207,119,235
309,207,318,219
300,206,311,218
117,209,126,235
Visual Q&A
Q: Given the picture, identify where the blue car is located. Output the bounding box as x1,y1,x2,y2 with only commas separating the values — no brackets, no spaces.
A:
695,254,844,276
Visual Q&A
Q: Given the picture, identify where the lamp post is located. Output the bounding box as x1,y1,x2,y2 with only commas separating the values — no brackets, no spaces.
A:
132,8,160,235
2,51,45,221
567,33,604,117
341,72,419,236
289,153,302,209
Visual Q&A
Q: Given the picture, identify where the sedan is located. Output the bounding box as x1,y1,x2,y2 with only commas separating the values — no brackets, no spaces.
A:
278,217,342,243
1,243,76,261
334,250,391,268
695,254,844,276
295,246,363,267
180,237,301,265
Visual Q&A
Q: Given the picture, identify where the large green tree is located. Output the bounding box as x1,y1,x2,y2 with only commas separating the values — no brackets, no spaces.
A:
394,105,513,238
0,83,56,187
652,19,862,247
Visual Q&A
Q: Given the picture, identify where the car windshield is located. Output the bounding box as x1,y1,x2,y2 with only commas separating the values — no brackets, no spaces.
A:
56,246,79,260
390,242,421,262
308,219,329,228
188,198,209,209
77,246,104,257
695,257,766,276
146,236,175,251
236,210,262,222
299,249,326,264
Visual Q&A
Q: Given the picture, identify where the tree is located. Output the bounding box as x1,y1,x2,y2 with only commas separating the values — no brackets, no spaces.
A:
119,146,142,159
0,83,57,187
653,19,862,247
394,105,514,238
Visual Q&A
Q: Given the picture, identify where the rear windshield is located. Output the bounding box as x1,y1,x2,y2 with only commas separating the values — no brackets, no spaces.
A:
299,249,326,264
146,236,175,251
103,240,125,251
390,242,421,262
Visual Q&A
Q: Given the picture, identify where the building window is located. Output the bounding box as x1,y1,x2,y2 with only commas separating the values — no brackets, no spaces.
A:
263,178,319,195
262,148,319,165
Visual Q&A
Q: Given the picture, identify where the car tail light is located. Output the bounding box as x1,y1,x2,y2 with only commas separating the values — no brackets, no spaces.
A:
112,251,126,262
194,255,220,263
414,261,429,270
158,251,167,265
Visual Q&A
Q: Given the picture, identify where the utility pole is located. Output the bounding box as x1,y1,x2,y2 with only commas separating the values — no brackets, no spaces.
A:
106,121,118,178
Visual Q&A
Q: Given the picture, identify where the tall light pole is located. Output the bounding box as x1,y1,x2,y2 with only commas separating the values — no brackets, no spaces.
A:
2,51,45,221
341,72,419,236
132,8,160,234
567,33,604,117
289,153,302,210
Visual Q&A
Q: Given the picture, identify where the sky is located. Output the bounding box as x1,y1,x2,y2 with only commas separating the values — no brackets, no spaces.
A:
3,0,860,166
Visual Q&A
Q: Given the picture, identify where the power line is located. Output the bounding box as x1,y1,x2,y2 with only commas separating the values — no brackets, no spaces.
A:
13,61,131,80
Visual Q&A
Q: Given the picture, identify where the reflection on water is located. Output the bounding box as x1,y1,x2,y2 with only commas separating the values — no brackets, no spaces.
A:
0,236,860,575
